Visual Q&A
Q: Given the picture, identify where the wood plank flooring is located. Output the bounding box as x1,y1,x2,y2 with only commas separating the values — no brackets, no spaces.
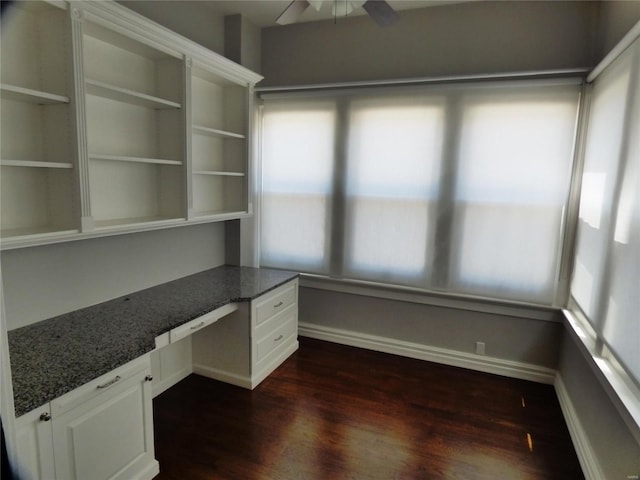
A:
153,337,584,480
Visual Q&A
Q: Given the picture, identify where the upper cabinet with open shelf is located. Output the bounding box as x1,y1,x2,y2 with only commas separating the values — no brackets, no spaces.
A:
82,17,186,229
188,63,251,219
0,1,79,241
0,0,262,249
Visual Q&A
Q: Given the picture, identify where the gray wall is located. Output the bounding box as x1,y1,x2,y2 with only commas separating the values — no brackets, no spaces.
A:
300,287,562,368
261,1,598,86
597,0,640,58
1,223,226,330
225,14,262,73
118,1,225,54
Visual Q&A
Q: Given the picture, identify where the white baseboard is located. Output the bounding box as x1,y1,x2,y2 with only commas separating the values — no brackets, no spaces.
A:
299,322,556,384
555,375,605,480
252,341,299,388
192,364,253,389
135,460,160,480
152,367,192,398
193,341,299,390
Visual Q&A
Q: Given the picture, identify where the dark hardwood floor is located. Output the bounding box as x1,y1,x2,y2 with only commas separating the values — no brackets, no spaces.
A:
153,337,584,480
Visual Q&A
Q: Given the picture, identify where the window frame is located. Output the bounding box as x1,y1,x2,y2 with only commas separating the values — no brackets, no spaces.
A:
257,76,585,310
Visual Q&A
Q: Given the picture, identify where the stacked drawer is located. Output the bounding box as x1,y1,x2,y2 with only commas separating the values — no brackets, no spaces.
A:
252,279,299,369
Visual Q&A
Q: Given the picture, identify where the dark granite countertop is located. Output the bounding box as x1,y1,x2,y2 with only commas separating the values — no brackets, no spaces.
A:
8,265,298,417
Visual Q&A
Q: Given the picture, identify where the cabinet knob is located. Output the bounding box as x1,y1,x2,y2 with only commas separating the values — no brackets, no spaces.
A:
40,412,51,422
145,374,153,382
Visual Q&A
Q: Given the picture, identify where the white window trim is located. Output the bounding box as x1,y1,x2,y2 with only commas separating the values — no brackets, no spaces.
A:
300,273,560,322
563,305,640,444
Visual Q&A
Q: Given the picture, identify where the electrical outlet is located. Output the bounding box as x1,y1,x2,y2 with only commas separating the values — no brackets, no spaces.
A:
475,341,486,355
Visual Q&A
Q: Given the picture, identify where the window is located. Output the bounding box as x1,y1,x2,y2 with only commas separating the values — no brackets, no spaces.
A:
260,80,581,306
344,96,445,285
451,91,579,302
261,101,336,273
571,35,640,386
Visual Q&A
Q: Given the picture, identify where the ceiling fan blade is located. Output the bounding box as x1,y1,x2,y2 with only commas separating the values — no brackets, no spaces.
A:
276,0,311,25
363,0,399,27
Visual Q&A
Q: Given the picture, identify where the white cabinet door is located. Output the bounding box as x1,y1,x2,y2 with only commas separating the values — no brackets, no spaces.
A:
15,405,55,480
51,357,158,480
192,279,299,389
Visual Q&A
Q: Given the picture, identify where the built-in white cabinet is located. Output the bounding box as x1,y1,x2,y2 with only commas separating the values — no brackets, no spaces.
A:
51,356,158,480
14,356,158,480
15,405,56,480
82,19,185,230
0,0,262,249
252,280,299,376
188,62,250,219
0,1,79,241
192,279,299,388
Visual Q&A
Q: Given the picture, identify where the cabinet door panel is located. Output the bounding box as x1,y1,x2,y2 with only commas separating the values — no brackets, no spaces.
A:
68,384,144,479
53,371,156,480
15,407,55,480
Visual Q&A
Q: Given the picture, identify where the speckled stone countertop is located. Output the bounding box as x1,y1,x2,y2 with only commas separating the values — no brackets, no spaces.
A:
8,265,298,417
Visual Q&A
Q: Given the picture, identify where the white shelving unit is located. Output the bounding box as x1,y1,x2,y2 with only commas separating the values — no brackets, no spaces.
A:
0,1,79,241
0,0,262,249
189,64,249,218
82,19,185,229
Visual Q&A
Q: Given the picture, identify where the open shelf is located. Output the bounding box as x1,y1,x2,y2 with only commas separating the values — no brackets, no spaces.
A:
93,216,185,230
1,226,79,240
1,84,69,104
190,209,248,219
192,125,244,139
89,160,185,228
83,21,182,106
0,0,76,243
0,159,73,169
1,1,69,95
85,79,181,109
82,17,185,231
191,174,246,217
191,69,246,134
1,166,78,236
193,170,245,177
189,61,250,218
89,154,182,166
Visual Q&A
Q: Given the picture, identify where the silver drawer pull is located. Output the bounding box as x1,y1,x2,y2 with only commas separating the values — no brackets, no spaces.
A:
274,335,284,342
97,375,121,390
274,301,284,308
190,321,206,330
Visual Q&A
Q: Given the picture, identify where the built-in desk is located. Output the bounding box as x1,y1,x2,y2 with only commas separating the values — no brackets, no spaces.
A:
8,265,298,416
7,265,299,480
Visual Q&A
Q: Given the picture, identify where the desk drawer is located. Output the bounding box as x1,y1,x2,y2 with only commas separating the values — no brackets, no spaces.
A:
255,311,297,364
254,281,297,326
170,303,238,343
51,356,149,416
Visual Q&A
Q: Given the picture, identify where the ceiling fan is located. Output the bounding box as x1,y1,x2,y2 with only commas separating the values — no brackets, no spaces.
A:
276,0,399,27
